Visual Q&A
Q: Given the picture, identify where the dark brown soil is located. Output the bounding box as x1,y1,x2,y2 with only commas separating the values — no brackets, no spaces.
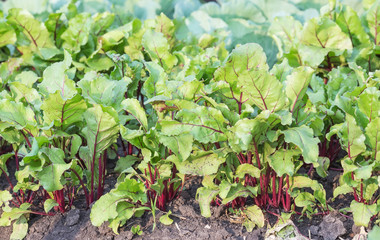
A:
0,160,358,240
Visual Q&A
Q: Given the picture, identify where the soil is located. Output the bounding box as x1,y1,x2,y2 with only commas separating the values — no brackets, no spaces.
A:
0,158,360,240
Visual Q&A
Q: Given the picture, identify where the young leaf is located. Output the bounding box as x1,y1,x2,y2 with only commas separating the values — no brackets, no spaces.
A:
43,199,59,213
159,210,174,225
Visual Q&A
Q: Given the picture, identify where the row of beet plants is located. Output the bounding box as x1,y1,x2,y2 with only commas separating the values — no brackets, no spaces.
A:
0,0,379,239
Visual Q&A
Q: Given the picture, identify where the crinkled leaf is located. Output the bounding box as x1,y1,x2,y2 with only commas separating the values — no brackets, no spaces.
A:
235,164,261,179
299,17,352,67
358,87,380,122
340,115,366,159
90,178,146,226
0,203,31,227
227,118,268,152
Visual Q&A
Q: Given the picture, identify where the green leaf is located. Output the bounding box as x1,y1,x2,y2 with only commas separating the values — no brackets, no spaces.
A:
336,5,371,57
39,50,76,100
215,43,288,112
158,133,193,161
174,106,227,143
9,81,42,110
82,105,119,163
284,66,314,112
268,149,300,177
10,215,28,240
196,187,219,218
341,115,366,159
350,201,377,227
244,205,264,228
316,157,330,178
90,178,146,226
368,225,380,240
333,184,353,199
169,151,225,176
114,155,140,174
41,92,87,129
43,199,58,213
365,118,380,161
281,125,320,164
37,147,71,192
121,99,148,131
61,13,93,53
0,203,31,227
0,190,12,207
219,181,252,204
131,225,142,235
142,29,177,70
0,22,16,47
235,164,261,179
159,210,173,225
0,100,36,131
358,87,380,122
294,192,315,207
366,2,380,45
227,118,268,152
299,17,352,67
7,8,55,50
78,71,130,112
